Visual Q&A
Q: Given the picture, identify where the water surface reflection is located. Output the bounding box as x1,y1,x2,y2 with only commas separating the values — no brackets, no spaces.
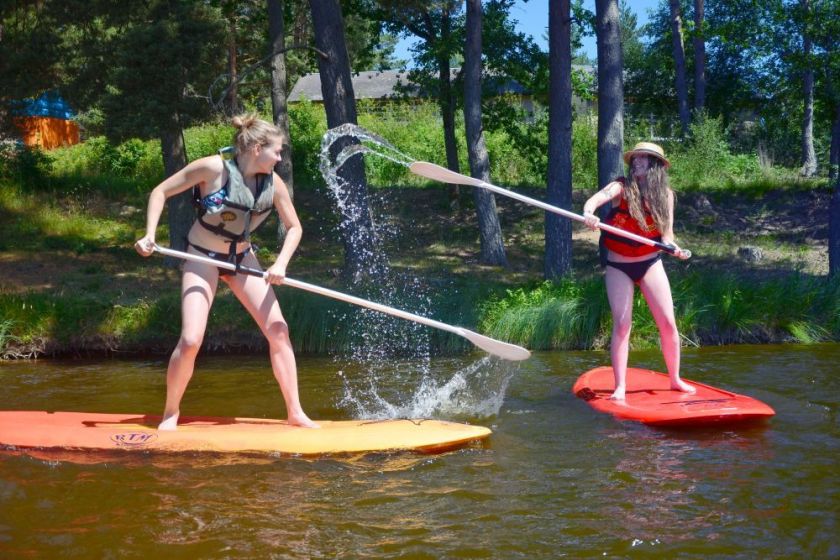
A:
1,344,839,558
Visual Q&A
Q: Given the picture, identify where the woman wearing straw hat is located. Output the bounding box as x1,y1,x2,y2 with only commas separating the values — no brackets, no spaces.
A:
582,142,694,400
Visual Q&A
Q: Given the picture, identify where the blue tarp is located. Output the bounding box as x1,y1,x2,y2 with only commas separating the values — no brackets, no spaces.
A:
12,91,75,120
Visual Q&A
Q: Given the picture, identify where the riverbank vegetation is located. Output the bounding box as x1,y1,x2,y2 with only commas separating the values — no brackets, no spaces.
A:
0,104,835,359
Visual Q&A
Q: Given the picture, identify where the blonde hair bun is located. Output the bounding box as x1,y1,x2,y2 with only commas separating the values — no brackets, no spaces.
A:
231,113,284,153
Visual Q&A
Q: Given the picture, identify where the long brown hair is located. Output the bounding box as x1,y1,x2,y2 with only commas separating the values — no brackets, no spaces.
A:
624,157,672,233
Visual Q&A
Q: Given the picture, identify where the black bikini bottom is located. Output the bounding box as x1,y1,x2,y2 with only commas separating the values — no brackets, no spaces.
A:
187,242,251,276
606,254,662,284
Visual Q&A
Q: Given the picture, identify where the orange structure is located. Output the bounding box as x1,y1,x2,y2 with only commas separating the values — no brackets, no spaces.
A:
14,115,80,150
12,91,81,150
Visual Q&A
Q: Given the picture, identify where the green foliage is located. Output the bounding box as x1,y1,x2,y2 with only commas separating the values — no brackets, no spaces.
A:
356,99,599,189
571,114,599,189
358,100,447,186
0,181,137,252
673,271,840,345
0,276,493,357
478,270,840,351
479,279,610,350
484,119,544,187
184,120,237,160
483,101,599,189
0,318,22,358
49,136,160,184
100,3,227,142
2,97,821,201
0,142,52,188
668,113,762,189
289,99,327,187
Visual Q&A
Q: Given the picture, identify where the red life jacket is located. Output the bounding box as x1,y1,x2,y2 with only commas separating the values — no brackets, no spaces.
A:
601,180,662,257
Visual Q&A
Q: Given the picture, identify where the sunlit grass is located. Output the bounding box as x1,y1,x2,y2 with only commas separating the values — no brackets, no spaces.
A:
479,270,840,351
0,182,137,252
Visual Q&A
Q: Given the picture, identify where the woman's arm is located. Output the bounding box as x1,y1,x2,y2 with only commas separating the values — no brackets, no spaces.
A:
264,174,302,284
134,156,222,256
582,180,624,229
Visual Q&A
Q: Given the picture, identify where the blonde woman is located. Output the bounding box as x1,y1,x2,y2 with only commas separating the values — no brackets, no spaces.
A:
582,142,694,400
135,114,318,430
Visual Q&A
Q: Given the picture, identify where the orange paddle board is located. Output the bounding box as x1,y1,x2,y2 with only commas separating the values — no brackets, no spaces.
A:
573,367,775,427
0,411,491,456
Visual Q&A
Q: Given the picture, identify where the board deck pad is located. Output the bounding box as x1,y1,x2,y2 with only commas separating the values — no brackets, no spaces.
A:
573,367,775,427
0,411,491,456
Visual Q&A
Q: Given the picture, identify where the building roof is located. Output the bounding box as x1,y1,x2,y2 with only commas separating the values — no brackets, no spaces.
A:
289,66,595,103
12,91,75,120
289,70,422,102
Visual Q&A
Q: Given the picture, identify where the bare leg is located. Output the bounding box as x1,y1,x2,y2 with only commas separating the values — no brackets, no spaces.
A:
605,266,636,400
225,254,318,428
638,261,695,394
159,259,218,430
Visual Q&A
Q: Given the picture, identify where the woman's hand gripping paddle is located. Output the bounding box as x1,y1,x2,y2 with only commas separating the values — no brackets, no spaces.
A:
152,244,531,361
409,162,692,260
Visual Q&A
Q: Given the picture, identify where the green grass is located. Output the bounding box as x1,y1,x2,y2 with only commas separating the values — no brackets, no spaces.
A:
0,181,138,252
479,270,840,351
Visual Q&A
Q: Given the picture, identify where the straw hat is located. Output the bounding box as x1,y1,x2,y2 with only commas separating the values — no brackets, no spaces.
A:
623,142,670,168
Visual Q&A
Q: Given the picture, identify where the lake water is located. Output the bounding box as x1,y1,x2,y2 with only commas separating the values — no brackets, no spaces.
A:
1,344,838,558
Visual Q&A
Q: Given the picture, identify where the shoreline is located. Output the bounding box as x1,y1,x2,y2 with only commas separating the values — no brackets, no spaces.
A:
1,184,836,360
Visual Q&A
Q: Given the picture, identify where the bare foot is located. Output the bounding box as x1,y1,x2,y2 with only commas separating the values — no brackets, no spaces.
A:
671,379,697,394
158,412,180,431
609,386,626,401
288,413,320,429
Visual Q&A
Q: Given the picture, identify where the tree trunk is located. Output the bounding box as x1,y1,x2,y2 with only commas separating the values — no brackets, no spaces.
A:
830,101,840,277
267,0,294,201
464,0,507,267
595,0,624,188
800,0,817,177
438,11,462,211
226,12,241,115
831,101,840,182
693,0,706,112
830,165,840,279
160,117,193,259
309,0,383,282
596,0,625,265
669,0,690,136
545,0,573,280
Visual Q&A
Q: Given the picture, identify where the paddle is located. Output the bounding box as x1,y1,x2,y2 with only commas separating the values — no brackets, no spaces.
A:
152,244,531,361
409,161,691,259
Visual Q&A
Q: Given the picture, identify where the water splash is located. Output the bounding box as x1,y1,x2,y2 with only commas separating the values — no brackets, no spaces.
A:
319,123,414,175
318,123,518,420
337,357,517,420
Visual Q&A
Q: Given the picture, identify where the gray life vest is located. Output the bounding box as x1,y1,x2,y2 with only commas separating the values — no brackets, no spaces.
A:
194,147,275,248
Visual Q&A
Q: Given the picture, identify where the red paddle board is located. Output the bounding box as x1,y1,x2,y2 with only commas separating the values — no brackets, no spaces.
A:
0,411,491,457
573,366,775,427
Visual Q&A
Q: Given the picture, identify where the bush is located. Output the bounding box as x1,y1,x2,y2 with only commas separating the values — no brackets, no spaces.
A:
8,99,802,198
289,99,328,187
479,278,610,350
572,113,598,189
184,120,236,160
0,142,52,188
358,100,449,186
668,112,763,190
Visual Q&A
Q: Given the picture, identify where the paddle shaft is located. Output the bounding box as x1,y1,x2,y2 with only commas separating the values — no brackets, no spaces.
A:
151,245,529,361
409,162,691,259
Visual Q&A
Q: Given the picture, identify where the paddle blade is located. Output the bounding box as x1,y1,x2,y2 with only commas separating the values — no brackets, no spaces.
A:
460,329,531,361
410,161,486,187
